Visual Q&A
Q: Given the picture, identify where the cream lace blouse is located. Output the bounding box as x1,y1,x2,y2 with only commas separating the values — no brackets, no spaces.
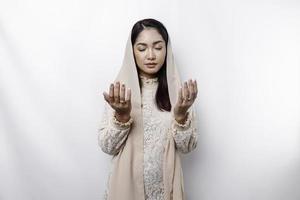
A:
98,75,197,200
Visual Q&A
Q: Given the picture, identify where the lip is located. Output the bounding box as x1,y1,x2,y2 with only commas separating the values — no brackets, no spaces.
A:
145,63,157,66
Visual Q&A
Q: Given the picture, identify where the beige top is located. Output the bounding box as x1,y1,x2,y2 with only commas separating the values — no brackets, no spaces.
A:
97,29,198,200
98,74,197,199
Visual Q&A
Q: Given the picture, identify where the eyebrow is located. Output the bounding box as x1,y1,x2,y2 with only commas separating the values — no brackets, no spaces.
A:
136,40,164,46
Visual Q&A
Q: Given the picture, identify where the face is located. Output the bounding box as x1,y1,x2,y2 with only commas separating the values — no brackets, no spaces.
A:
133,28,167,78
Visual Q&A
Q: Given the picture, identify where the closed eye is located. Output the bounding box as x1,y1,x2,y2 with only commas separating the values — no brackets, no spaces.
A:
137,47,162,51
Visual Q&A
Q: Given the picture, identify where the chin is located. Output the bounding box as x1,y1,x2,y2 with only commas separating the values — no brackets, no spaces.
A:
145,68,159,74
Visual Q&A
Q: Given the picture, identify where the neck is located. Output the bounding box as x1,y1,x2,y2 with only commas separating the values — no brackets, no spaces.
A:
138,71,157,79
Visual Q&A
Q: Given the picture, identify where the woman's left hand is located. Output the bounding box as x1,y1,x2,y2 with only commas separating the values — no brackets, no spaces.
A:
173,79,198,123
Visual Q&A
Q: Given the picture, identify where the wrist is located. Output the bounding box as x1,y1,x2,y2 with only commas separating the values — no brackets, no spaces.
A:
174,112,188,125
114,112,131,123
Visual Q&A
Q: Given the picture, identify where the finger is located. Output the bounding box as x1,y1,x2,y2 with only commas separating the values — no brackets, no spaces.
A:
188,79,194,100
120,83,126,103
193,80,197,99
183,81,189,103
103,92,110,103
125,88,131,103
194,79,198,96
114,81,120,103
177,87,183,105
109,83,114,101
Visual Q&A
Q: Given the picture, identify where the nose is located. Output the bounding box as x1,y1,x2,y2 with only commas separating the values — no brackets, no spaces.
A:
146,49,156,60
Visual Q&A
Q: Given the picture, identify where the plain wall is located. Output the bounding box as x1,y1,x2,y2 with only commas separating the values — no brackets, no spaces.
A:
0,0,299,199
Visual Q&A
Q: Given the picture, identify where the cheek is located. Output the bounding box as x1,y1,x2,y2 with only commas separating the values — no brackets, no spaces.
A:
158,51,166,63
134,52,146,69
134,51,144,63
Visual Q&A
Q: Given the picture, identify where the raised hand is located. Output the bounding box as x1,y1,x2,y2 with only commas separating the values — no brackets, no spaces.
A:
103,81,132,123
173,79,198,124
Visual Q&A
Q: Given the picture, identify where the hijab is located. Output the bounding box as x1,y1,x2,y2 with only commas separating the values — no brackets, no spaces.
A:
105,27,197,200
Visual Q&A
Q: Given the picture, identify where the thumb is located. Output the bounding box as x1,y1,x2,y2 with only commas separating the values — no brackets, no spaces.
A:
103,92,110,103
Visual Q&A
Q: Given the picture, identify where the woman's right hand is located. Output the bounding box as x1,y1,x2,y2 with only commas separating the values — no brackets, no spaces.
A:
103,81,132,123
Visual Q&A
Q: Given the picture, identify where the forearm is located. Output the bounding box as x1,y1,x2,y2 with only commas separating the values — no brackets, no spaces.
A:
98,105,133,155
171,111,198,154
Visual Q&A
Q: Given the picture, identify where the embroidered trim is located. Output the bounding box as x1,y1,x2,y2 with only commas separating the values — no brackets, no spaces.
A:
139,74,158,85
112,115,133,127
173,112,191,128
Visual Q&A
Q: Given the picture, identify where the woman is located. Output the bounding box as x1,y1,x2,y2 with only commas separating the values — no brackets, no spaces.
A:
98,18,198,200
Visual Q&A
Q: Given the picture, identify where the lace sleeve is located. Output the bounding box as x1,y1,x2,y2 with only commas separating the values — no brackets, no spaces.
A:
97,103,133,156
171,110,198,154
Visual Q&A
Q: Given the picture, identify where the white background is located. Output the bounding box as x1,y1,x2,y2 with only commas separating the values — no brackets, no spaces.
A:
0,0,299,199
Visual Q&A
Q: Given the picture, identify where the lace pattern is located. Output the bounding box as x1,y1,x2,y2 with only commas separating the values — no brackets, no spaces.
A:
141,78,167,200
